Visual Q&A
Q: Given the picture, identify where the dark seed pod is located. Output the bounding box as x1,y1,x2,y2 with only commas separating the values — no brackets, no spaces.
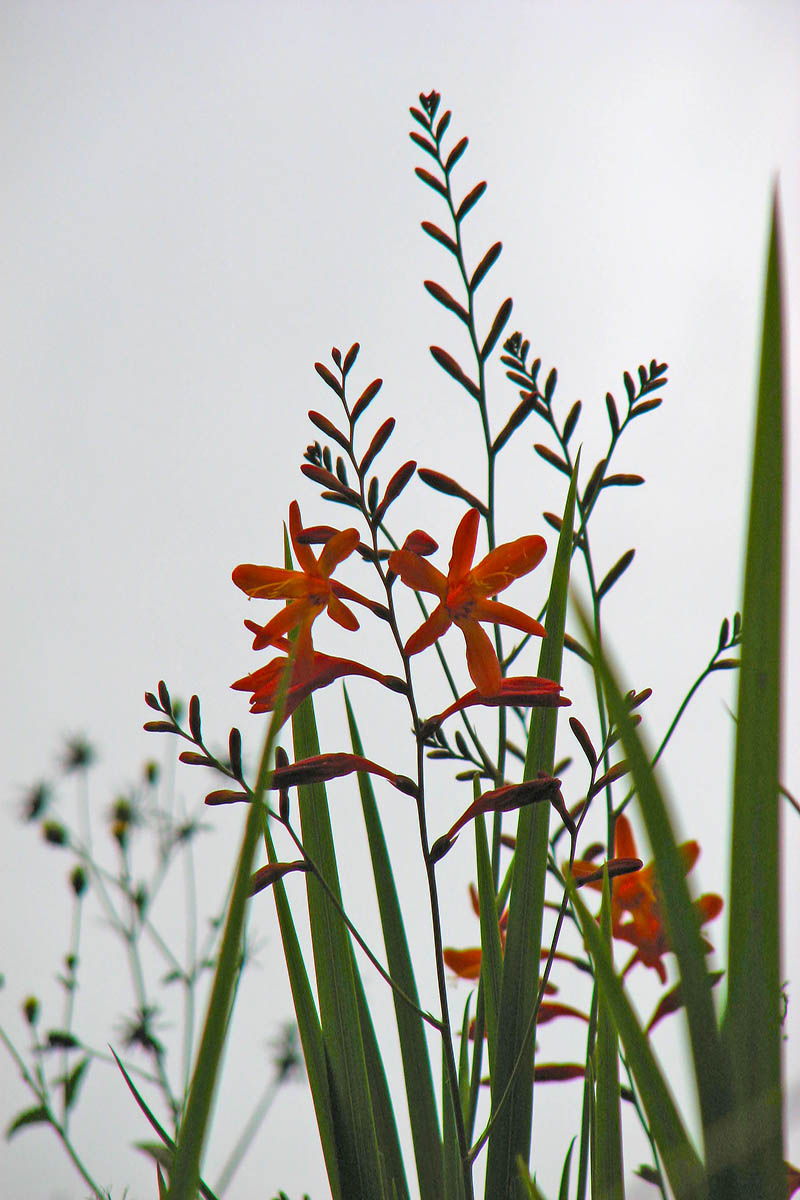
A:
188,696,202,742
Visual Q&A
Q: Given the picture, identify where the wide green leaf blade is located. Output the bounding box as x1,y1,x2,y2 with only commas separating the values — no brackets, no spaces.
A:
484,455,578,1199
567,878,707,1200
345,688,443,1198
720,191,785,1198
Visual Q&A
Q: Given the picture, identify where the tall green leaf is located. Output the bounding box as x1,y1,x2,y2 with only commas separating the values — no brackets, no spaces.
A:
484,456,578,1199
263,822,341,1199
573,592,735,1197
720,191,785,1198
475,811,503,1079
344,688,443,1199
567,879,707,1200
291,693,386,1200
594,870,624,1200
167,687,287,1200
353,972,410,1200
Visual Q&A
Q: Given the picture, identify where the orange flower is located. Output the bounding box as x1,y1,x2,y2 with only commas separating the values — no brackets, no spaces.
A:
232,636,404,717
232,501,367,670
388,508,546,694
572,814,723,983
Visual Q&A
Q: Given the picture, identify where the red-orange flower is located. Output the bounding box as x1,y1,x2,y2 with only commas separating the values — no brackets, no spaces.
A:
388,508,547,694
232,636,404,717
572,814,723,983
232,501,367,670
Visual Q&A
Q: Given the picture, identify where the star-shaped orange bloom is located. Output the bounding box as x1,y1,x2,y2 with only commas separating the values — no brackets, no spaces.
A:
572,813,723,983
232,501,365,671
388,508,547,694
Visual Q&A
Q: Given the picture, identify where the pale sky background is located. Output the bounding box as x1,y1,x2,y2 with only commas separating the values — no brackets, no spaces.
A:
2,3,799,1198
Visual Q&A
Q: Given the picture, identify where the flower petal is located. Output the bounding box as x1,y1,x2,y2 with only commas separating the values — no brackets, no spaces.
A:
449,507,480,579
471,535,547,595
614,813,638,861
248,601,313,649
232,565,311,600
318,526,360,577
471,597,546,639
405,604,451,656
289,500,318,574
443,947,483,980
456,617,502,694
388,549,447,597
327,590,360,631
695,892,724,926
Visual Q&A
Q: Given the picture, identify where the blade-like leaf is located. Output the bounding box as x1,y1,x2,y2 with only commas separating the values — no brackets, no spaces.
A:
573,593,735,1199
291,692,386,1200
567,879,706,1200
111,1049,219,1200
345,690,443,1199
167,672,290,1200
484,455,578,1198
721,191,785,1199
475,812,503,1078
263,823,342,1199
594,870,624,1200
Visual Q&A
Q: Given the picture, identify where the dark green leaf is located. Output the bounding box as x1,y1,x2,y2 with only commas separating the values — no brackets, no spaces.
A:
721,190,785,1200
345,692,442,1199
6,1106,49,1139
63,1056,90,1111
484,456,578,1199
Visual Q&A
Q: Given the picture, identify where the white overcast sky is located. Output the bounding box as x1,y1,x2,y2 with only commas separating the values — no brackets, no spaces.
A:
2,3,799,1198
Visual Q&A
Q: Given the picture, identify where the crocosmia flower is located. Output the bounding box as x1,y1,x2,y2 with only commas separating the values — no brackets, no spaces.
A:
388,508,546,694
572,813,723,982
232,501,367,670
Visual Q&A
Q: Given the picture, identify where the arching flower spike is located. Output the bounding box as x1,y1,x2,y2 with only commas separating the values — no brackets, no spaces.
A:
388,508,547,694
